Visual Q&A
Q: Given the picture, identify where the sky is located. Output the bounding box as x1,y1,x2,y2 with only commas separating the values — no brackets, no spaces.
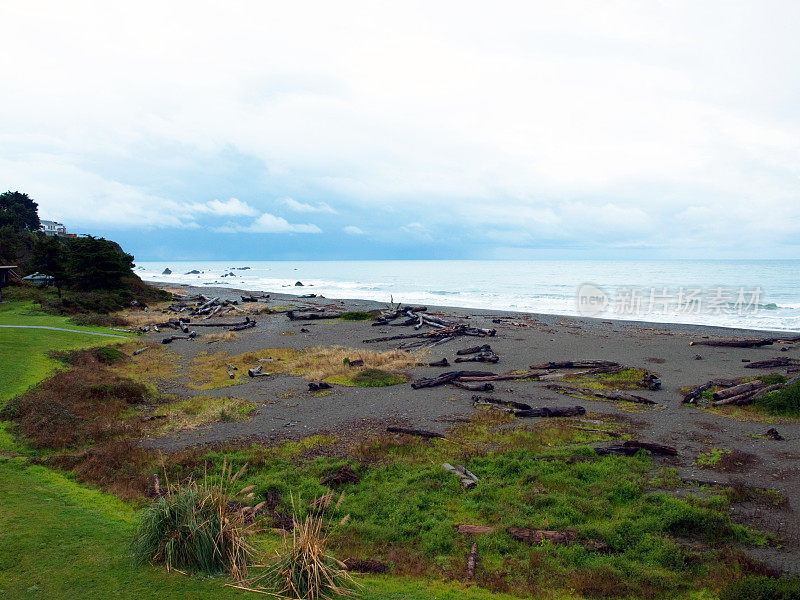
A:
2,1,799,261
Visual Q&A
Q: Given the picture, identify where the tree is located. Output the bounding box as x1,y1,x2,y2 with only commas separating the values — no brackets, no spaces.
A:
0,191,41,232
64,236,135,290
31,235,67,297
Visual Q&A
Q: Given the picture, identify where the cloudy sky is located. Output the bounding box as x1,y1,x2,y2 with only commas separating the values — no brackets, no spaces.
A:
2,1,799,260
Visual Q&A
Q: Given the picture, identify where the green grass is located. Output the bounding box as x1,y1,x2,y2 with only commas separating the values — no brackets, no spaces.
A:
694,448,730,468
0,459,536,600
196,420,764,598
339,311,380,321
326,368,407,387
753,380,800,417
0,300,132,404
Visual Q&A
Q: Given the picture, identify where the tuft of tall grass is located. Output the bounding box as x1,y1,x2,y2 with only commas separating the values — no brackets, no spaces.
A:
260,492,356,600
133,459,259,581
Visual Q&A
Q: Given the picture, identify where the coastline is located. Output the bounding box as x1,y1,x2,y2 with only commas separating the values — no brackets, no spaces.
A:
145,279,797,337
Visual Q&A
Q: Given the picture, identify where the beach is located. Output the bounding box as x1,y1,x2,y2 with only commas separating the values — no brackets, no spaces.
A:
136,281,800,575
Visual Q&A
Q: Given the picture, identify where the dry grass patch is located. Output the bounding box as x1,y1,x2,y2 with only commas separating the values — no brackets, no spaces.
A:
189,346,421,390
204,330,241,343
112,342,180,388
152,396,256,432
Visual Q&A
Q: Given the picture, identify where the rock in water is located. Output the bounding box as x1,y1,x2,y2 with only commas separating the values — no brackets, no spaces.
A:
295,281,304,286
162,268,172,275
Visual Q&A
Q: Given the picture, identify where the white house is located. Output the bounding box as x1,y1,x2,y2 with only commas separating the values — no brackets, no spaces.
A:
40,220,67,236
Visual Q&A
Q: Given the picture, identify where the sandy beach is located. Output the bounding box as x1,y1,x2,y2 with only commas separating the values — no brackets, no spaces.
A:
134,281,800,575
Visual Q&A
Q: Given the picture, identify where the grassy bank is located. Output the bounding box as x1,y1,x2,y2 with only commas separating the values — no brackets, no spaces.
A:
0,300,129,403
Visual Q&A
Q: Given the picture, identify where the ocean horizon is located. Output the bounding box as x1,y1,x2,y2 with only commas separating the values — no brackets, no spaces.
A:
137,259,800,332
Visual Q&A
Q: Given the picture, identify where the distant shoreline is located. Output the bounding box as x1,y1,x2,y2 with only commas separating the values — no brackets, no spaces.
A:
146,279,797,337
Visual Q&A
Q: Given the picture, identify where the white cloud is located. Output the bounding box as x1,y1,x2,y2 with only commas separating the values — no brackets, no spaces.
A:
216,212,321,234
190,198,258,217
282,197,337,214
343,225,365,235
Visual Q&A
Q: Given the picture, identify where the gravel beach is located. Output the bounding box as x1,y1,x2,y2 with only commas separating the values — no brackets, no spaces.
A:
141,281,800,574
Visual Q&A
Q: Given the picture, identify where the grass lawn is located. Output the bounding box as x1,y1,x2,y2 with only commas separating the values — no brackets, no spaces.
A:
0,300,130,403
0,459,530,600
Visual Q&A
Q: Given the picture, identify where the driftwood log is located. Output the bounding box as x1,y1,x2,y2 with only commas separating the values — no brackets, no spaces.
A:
689,338,775,348
457,344,493,356
596,440,677,456
287,310,342,321
386,426,444,439
456,524,496,535
546,384,656,405
343,558,386,574
712,380,764,401
466,542,478,579
452,381,495,392
682,379,741,403
744,357,800,369
530,360,621,370
506,528,575,545
411,371,497,389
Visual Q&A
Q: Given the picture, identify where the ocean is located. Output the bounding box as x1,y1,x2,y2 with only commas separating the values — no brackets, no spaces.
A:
135,260,800,332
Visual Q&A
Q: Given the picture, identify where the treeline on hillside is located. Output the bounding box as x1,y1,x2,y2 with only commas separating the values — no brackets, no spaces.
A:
0,190,168,313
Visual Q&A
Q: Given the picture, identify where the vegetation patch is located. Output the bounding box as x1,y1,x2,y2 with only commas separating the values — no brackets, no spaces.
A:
189,346,419,390
150,396,256,432
327,369,407,387
694,448,730,468
720,575,800,600
189,417,764,598
134,465,256,579
753,379,800,417
564,367,652,391
339,310,381,321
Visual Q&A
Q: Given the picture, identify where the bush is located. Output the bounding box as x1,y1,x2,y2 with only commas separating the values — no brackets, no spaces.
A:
94,346,126,364
754,381,800,417
134,463,257,580
720,576,800,600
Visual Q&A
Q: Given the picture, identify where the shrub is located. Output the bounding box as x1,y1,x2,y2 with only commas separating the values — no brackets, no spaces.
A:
94,346,126,364
720,576,800,600
133,461,257,580
260,492,355,599
754,381,800,417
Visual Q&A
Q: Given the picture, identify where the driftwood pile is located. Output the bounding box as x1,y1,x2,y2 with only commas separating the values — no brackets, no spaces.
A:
472,396,586,418
166,294,249,320
683,374,799,407
365,306,495,349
